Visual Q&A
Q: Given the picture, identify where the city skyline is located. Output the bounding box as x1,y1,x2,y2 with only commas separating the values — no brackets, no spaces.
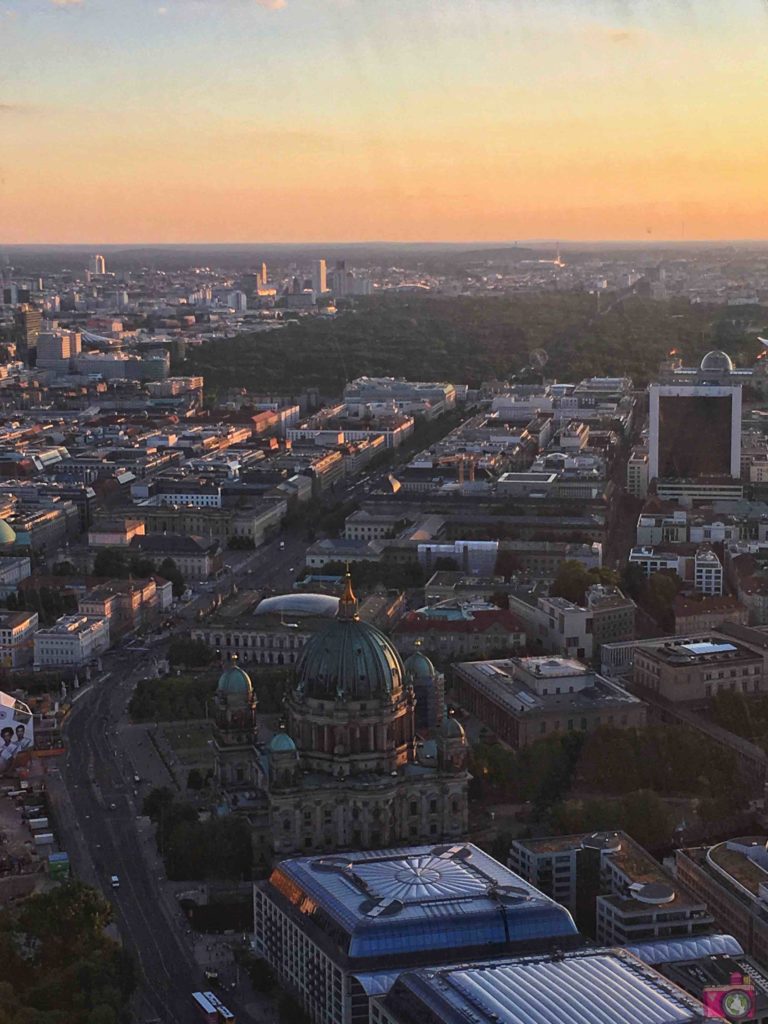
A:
2,0,768,243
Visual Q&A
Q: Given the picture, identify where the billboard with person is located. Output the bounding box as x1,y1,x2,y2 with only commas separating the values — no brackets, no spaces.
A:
0,691,34,776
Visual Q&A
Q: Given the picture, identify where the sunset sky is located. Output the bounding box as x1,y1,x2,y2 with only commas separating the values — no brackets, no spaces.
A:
1,0,767,243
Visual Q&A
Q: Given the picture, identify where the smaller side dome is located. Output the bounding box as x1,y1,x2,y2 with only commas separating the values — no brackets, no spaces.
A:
0,520,16,546
217,655,253,698
700,349,734,373
439,710,466,740
268,726,297,753
404,651,437,681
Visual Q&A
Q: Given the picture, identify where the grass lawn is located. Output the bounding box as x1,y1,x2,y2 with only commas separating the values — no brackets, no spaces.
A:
163,722,213,755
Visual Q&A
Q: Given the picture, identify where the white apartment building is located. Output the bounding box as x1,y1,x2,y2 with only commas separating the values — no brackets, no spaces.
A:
0,610,38,668
694,548,724,596
507,593,593,661
626,448,649,498
34,615,110,669
628,545,724,596
628,547,684,577
0,557,31,597
510,831,714,946
635,510,689,547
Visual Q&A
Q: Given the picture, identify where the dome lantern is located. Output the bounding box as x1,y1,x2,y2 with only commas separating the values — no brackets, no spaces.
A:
338,569,359,621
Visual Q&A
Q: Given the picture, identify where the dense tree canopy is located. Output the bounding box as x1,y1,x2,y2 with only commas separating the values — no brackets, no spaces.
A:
186,293,744,396
168,637,215,669
549,561,620,605
93,548,154,581
143,788,252,881
130,664,291,721
0,882,135,1024
6,585,78,626
550,790,674,850
709,690,768,753
129,675,216,721
470,724,744,841
620,565,683,631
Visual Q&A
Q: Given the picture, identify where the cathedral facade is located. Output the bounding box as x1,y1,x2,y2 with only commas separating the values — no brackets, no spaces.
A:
213,577,469,859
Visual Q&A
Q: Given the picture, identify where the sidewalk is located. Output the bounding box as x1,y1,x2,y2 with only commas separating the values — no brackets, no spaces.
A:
46,770,99,888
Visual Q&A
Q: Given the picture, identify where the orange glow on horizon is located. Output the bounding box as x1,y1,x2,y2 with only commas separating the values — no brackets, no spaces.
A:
1,0,768,243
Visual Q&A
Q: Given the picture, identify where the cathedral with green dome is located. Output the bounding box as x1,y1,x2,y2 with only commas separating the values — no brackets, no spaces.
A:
213,576,468,858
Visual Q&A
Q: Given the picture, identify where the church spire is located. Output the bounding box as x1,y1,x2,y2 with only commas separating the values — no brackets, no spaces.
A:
338,567,359,621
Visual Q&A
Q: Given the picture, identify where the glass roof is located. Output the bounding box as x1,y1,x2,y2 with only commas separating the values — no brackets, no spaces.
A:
387,950,708,1024
624,933,743,965
255,593,339,617
680,641,737,656
270,844,578,962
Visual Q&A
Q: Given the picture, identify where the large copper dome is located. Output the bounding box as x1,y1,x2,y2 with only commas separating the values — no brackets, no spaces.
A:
295,575,404,701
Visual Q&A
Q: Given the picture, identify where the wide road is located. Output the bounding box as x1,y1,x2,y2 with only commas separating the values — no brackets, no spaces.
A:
63,655,217,1024
59,529,317,1022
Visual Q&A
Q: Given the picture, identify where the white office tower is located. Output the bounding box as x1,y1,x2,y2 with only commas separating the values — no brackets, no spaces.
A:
88,254,106,275
311,259,327,294
228,290,248,312
260,262,268,286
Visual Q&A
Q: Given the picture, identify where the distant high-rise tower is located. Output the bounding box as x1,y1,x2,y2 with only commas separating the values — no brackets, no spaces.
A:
311,259,327,294
648,350,742,483
329,260,348,297
260,262,268,286
88,254,106,276
13,305,42,363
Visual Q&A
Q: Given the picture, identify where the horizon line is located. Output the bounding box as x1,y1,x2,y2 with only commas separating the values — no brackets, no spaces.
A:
4,238,768,249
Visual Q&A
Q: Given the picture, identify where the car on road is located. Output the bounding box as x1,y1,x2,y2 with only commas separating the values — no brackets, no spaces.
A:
279,540,285,550
133,773,141,783
110,875,120,889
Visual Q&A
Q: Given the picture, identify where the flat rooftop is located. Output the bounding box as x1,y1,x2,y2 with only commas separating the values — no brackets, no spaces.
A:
455,659,642,716
638,636,759,666
517,656,588,677
498,471,558,483
36,615,103,635
708,837,768,898
516,832,701,910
